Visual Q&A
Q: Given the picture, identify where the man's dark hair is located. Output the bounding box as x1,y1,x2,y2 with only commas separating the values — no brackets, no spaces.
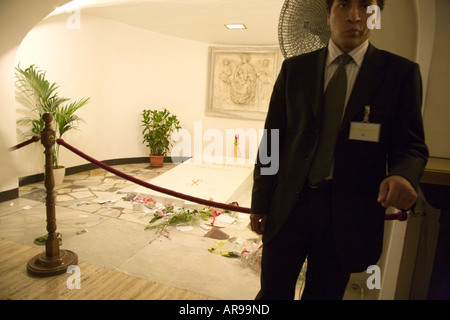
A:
325,0,385,12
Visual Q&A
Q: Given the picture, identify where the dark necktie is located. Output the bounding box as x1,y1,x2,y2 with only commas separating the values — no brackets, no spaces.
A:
309,53,353,186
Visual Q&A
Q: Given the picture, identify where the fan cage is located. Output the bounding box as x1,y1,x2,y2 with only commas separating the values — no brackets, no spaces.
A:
279,0,331,59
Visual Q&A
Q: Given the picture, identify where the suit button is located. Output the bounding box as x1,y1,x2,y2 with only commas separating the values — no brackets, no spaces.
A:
305,158,310,165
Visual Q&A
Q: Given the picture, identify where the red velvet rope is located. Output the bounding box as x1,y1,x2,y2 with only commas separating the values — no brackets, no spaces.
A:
56,138,410,221
9,135,40,151
385,211,409,221
7,131,409,221
57,139,251,214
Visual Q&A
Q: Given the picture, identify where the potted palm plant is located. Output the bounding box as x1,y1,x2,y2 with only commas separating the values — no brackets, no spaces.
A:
141,108,181,167
15,64,90,184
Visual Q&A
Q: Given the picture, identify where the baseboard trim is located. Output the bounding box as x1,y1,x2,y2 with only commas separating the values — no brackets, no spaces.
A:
1,156,190,203
0,157,189,199
0,188,19,203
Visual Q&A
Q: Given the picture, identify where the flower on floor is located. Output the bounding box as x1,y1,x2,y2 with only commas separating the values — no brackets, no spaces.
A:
132,197,156,205
145,206,225,231
145,200,243,231
240,243,263,272
146,207,202,229
147,205,176,225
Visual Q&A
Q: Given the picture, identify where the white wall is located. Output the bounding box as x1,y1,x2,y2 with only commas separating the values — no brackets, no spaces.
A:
0,0,70,193
11,0,431,180
14,13,267,178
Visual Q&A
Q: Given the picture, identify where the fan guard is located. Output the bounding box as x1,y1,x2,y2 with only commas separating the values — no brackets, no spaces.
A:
278,0,331,59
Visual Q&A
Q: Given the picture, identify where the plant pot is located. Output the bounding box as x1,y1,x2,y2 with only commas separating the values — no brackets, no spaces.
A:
149,155,164,168
53,166,66,185
44,166,66,185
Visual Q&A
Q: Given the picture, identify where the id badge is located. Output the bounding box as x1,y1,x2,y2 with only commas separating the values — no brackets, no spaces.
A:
349,122,381,142
349,105,381,143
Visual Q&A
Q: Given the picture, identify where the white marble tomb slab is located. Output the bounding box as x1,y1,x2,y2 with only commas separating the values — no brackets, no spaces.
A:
133,157,254,209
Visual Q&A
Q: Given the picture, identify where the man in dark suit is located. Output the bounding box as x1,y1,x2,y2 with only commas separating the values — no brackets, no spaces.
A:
250,0,429,300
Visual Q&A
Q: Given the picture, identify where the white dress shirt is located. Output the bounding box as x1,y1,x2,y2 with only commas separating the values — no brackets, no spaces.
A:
324,39,369,112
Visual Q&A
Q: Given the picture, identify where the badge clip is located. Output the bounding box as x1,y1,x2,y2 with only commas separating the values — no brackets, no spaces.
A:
363,105,371,123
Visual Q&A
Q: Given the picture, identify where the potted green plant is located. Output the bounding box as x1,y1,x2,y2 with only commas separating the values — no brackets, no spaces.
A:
15,64,90,184
141,108,181,167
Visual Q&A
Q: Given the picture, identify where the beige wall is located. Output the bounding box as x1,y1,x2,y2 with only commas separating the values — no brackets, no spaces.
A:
423,0,450,159
0,0,70,192
370,0,418,61
13,12,271,177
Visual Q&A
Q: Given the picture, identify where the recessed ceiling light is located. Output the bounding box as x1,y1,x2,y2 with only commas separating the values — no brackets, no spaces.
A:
225,24,247,30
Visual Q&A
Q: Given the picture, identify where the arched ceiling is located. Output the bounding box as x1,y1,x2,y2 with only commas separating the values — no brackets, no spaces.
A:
47,0,285,45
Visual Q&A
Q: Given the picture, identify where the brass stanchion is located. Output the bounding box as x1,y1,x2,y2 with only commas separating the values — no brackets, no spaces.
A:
27,113,78,276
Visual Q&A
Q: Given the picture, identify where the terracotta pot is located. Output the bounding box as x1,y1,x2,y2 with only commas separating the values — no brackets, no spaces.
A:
149,155,164,167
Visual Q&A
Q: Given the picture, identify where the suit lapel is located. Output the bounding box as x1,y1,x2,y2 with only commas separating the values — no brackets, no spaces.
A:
297,44,386,127
301,47,327,124
341,44,387,130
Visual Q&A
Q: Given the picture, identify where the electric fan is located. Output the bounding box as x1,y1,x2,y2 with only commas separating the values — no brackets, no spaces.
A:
278,0,331,59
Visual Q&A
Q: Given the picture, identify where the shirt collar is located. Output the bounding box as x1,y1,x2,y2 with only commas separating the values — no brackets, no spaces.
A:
326,39,369,68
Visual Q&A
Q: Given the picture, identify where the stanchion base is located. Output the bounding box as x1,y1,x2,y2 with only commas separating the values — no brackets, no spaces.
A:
27,249,78,277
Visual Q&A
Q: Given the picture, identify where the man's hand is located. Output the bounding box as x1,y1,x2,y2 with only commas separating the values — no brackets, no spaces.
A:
250,214,268,235
378,175,418,210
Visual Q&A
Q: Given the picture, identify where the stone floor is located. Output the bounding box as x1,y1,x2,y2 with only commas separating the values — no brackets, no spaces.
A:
0,163,277,300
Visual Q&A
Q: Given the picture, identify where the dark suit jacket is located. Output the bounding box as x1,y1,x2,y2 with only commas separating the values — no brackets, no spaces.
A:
251,44,429,273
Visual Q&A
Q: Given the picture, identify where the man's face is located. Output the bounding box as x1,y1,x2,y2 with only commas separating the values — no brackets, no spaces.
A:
327,0,378,52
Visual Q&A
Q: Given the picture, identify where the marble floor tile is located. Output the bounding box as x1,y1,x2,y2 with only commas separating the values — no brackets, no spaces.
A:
67,202,102,213
73,180,103,187
116,231,260,300
1,162,261,300
56,188,73,194
0,198,43,217
96,207,122,218
70,190,95,199
19,189,46,203
118,210,152,226
0,208,81,247
48,206,108,228
61,218,158,270
90,183,117,192
89,169,107,176
64,173,89,181
53,182,73,190
56,195,75,203
91,191,123,202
